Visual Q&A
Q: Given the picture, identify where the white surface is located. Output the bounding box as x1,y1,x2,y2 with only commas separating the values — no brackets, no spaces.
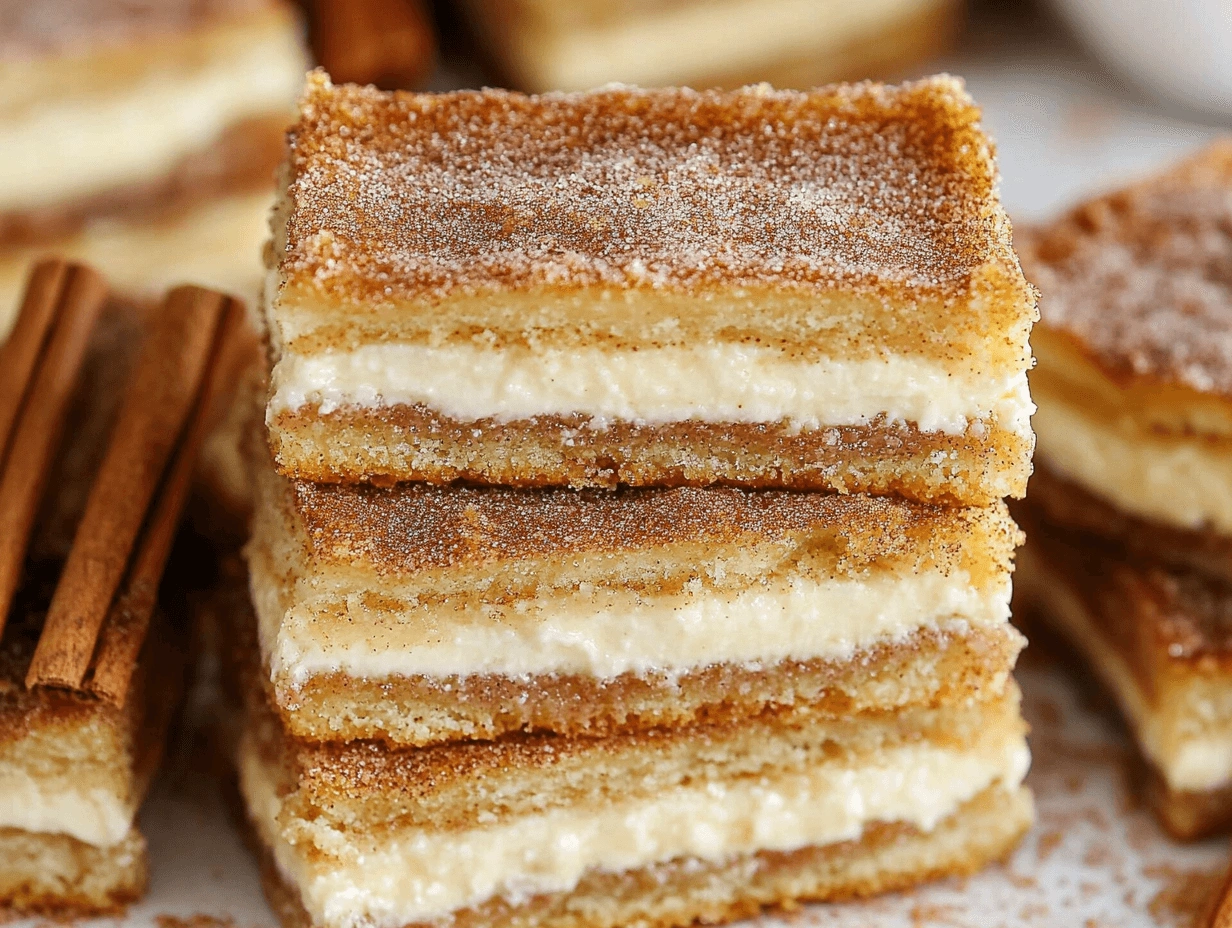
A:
12,9,1232,927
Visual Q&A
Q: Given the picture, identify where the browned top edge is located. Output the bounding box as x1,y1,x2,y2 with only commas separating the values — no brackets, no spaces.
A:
277,70,1025,311
1021,139,1232,399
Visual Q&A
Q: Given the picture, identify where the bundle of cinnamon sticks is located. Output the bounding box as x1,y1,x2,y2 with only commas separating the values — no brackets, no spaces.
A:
0,259,246,707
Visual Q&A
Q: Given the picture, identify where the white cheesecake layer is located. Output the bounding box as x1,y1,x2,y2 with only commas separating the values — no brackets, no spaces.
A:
250,547,1012,684
0,770,134,847
268,341,1034,437
1034,386,1232,536
241,730,1029,928
0,18,303,214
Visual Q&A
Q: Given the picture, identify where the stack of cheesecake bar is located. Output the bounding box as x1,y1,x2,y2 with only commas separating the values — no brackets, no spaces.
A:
229,71,1039,928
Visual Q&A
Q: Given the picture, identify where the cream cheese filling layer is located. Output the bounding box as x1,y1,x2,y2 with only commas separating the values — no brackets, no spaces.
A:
501,0,935,91
242,731,1028,928
267,342,1034,436
0,23,303,214
1034,386,1232,535
0,770,134,847
251,550,1011,685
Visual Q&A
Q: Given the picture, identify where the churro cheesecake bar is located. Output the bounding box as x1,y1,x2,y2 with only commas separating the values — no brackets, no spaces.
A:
459,0,959,93
0,0,307,336
247,436,1025,746
0,262,244,912
1018,142,1232,837
263,73,1036,502
200,563,1031,928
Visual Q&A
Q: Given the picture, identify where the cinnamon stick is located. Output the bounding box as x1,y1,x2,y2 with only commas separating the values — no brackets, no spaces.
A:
0,259,68,464
27,286,228,689
0,263,107,636
87,297,248,704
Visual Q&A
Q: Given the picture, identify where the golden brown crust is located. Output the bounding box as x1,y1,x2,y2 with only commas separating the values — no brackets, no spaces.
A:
279,72,1026,313
0,115,288,251
251,784,1033,928
1020,141,1232,398
269,404,1033,502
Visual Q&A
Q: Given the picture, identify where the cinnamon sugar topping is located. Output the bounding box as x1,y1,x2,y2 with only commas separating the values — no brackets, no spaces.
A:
1023,141,1232,396
279,72,1019,306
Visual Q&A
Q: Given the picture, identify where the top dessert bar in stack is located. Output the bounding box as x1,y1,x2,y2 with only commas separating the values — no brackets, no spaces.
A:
263,71,1036,501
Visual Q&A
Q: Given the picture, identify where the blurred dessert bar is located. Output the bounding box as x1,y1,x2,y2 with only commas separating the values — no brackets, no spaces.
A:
1018,142,1232,838
0,262,243,912
232,72,1035,928
0,0,306,336
295,0,435,88
263,73,1035,502
456,0,960,92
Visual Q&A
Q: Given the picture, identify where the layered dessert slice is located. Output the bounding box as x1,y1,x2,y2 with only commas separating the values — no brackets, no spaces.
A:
246,437,1025,746
1017,142,1232,836
457,0,959,93
1021,141,1232,560
205,570,1032,928
0,0,307,335
1017,522,1232,840
0,263,244,912
263,73,1037,503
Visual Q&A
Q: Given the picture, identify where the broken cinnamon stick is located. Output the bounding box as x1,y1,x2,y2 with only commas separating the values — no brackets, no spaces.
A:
0,263,107,636
27,285,228,689
87,297,248,705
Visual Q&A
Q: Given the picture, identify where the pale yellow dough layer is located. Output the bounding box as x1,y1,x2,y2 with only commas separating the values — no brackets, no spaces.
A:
240,727,1029,928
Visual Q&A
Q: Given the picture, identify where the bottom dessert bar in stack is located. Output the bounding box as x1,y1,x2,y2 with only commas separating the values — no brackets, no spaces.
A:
1018,142,1232,839
0,262,243,912
206,434,1034,928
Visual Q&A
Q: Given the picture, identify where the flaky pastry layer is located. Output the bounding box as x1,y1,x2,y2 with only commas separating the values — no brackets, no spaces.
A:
0,825,146,916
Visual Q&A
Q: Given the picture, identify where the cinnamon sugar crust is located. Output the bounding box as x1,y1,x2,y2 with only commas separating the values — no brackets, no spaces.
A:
278,72,1024,316
1021,141,1232,399
269,71,1035,392
251,784,1033,928
269,403,1032,500
272,456,1019,580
